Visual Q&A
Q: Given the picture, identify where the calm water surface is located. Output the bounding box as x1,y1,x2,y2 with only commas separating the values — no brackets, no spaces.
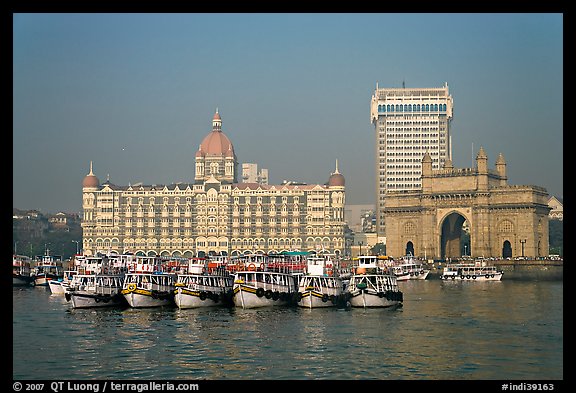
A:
13,279,563,380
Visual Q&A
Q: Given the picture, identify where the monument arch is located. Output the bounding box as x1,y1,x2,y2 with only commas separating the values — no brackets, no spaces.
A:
384,148,551,260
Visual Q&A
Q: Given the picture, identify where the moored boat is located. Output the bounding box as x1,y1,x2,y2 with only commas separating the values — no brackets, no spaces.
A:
174,258,234,309
295,253,345,308
388,255,430,281
346,255,403,308
121,255,177,308
440,261,503,281
66,274,126,308
65,253,130,308
32,251,64,287
231,254,298,309
13,254,34,286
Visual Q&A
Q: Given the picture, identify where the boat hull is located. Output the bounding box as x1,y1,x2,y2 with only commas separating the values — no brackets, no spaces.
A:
296,290,341,308
48,281,67,295
348,290,403,308
232,285,292,309
395,270,430,281
13,275,35,286
441,272,503,281
122,291,173,308
67,292,125,309
174,287,228,309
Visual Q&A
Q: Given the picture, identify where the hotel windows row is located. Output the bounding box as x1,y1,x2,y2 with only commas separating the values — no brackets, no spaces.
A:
378,103,447,113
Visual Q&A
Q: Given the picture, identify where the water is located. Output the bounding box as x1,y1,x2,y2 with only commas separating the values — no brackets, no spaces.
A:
13,279,563,380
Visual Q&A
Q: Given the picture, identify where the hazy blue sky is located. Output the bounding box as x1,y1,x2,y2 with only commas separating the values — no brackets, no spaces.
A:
13,13,563,213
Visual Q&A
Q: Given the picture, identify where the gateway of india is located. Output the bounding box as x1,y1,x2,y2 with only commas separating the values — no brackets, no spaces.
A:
81,110,346,257
384,148,551,260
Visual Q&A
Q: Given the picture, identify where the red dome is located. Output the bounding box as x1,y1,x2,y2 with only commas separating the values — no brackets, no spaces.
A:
199,110,235,157
82,162,100,188
200,130,234,156
328,172,345,187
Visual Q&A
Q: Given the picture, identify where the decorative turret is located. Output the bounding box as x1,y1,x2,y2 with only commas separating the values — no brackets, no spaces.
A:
328,160,345,188
82,161,100,189
421,151,433,193
476,147,488,191
195,109,238,184
496,153,507,185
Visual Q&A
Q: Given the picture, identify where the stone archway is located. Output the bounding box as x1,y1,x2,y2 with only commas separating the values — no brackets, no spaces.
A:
440,212,466,259
405,241,415,256
502,240,512,258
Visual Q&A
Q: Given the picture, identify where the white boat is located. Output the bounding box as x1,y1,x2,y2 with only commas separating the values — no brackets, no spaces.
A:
65,253,130,308
346,255,403,308
33,251,64,286
231,253,299,309
48,269,77,295
388,255,430,281
440,261,503,281
66,274,126,308
295,253,345,308
121,255,177,308
174,258,234,309
13,255,34,286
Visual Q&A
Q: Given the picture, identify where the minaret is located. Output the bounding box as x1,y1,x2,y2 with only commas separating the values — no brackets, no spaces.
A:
476,147,489,191
496,153,507,186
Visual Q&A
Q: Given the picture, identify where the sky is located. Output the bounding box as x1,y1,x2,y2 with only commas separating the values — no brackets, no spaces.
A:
13,13,563,214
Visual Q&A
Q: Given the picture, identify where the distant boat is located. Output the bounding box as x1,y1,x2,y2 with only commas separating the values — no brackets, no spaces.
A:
32,251,64,287
388,255,430,281
13,255,34,286
440,261,503,281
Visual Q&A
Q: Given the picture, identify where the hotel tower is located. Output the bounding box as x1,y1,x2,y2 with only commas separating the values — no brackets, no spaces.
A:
370,82,454,236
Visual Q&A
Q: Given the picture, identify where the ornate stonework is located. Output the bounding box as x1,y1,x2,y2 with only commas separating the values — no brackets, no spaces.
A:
384,148,551,259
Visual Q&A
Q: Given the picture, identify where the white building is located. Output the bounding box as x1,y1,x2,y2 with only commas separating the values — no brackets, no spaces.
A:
370,82,454,236
242,163,268,184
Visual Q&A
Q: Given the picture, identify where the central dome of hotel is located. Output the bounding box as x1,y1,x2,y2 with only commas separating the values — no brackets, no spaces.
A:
197,109,235,158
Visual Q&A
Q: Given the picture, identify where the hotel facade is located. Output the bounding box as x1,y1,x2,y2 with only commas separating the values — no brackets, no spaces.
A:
370,83,454,236
81,111,346,257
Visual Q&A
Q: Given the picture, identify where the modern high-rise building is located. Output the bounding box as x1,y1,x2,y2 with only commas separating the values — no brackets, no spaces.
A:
370,82,454,236
242,163,269,184
81,110,346,257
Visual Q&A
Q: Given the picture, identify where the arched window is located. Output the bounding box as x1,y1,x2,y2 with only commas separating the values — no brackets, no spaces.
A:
443,103,447,111
387,104,391,112
417,104,420,111
425,104,429,111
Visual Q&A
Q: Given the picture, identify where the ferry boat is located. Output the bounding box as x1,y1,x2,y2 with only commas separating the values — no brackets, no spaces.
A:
32,251,64,286
388,255,430,281
13,254,34,286
174,258,234,309
295,253,345,308
121,255,177,308
65,254,130,308
346,255,403,308
231,254,299,309
440,261,503,281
